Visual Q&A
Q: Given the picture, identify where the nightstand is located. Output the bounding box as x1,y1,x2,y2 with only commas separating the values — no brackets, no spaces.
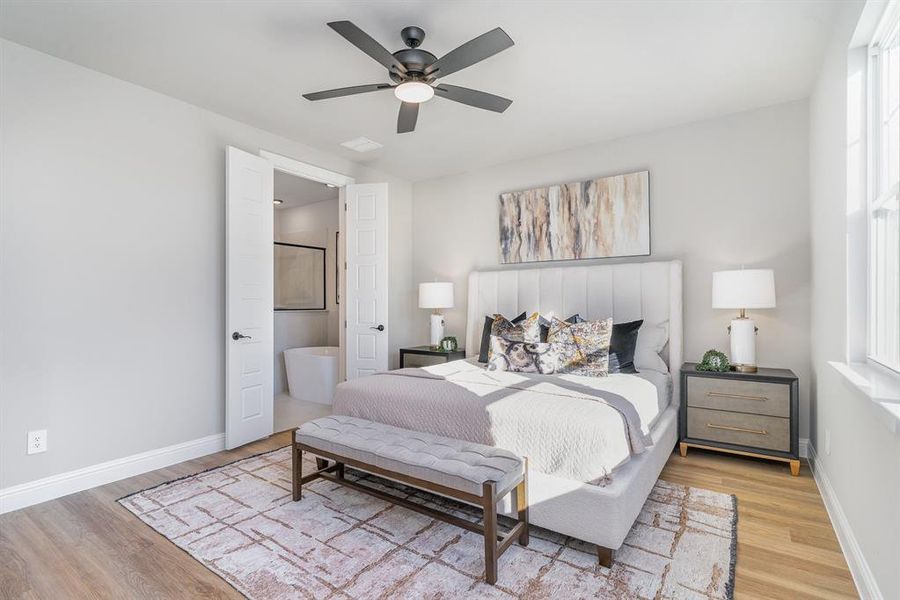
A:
679,362,800,476
399,345,466,368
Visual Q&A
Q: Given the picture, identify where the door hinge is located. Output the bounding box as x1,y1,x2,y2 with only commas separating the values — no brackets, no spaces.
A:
344,202,348,211
344,320,347,328
344,261,347,270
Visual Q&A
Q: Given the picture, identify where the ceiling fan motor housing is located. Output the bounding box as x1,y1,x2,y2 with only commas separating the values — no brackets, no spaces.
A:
390,47,438,83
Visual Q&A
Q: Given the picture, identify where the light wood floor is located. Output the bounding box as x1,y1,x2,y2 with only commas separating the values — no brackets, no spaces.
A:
0,436,857,599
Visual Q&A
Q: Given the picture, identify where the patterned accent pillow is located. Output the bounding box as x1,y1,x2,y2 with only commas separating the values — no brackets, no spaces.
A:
488,336,559,374
487,312,543,360
478,312,526,363
490,314,524,341
520,312,543,343
538,313,583,342
547,316,613,376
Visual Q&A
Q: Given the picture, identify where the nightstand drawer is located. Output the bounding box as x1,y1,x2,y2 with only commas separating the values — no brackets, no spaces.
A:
687,407,790,452
687,376,790,418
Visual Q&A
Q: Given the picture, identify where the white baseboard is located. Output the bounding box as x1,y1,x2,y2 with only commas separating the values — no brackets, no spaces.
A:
807,442,881,599
0,433,225,515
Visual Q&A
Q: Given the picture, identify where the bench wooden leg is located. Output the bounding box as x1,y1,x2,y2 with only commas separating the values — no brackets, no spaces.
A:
515,464,529,546
596,545,613,568
482,480,498,585
292,439,302,501
336,462,345,480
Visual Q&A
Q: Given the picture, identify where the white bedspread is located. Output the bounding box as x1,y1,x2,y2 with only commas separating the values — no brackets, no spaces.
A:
332,359,665,484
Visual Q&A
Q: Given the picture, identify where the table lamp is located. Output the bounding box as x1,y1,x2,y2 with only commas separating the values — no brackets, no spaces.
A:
419,282,454,348
712,269,776,373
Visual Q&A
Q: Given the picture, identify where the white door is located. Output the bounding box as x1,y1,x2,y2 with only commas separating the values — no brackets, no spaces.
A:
344,183,389,379
225,146,274,449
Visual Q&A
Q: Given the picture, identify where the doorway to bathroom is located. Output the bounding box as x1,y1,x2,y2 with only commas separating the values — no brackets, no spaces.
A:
225,147,390,449
272,170,340,432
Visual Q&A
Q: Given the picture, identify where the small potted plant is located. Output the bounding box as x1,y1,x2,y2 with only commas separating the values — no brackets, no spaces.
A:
696,349,730,372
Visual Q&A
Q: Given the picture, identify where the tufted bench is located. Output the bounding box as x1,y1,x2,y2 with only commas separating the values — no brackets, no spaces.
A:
292,415,528,585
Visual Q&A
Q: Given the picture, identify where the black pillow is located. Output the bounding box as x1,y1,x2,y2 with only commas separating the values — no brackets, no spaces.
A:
608,319,643,374
538,314,583,342
478,311,527,363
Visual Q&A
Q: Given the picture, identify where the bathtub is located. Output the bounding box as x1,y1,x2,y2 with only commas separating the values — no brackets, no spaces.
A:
284,346,340,405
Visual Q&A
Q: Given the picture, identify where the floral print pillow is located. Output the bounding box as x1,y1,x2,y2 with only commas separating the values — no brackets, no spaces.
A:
488,312,543,359
488,336,559,374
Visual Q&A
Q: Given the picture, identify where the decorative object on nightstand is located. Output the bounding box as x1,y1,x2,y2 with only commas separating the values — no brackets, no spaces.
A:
696,349,730,372
399,345,466,368
680,362,800,476
419,282,454,348
712,268,776,373
440,336,458,351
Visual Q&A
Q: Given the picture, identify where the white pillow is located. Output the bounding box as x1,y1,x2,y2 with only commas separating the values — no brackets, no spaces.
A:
634,321,669,373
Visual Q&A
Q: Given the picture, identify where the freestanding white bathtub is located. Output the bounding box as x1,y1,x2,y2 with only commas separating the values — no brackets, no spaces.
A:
284,346,340,405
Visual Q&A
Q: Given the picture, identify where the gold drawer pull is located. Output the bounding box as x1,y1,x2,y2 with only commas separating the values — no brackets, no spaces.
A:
706,423,768,436
707,391,768,402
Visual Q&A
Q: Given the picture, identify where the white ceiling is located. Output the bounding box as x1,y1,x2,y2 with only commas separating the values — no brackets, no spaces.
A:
0,1,839,181
275,171,339,209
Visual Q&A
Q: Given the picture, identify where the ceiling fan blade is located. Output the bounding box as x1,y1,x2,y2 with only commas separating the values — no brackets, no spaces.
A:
327,21,407,75
302,84,393,101
397,101,419,133
424,27,513,78
433,84,512,113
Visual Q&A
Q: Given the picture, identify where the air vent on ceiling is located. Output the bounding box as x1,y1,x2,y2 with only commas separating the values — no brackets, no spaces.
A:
340,137,383,153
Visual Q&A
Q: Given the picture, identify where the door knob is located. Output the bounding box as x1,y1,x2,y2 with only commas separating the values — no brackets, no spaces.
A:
232,331,252,341
370,324,385,332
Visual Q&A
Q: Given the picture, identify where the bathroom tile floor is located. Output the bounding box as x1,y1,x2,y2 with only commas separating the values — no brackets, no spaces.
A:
274,392,331,433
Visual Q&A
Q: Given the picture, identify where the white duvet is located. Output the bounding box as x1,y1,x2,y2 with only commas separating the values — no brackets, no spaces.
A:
332,359,666,484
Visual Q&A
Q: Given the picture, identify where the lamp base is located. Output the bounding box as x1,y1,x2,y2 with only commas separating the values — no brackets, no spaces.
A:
729,317,757,372
429,313,445,348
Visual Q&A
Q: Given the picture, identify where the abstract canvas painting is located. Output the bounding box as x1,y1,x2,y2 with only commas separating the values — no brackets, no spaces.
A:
499,170,650,263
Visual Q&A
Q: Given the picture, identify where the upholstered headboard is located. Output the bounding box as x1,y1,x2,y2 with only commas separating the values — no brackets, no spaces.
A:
465,260,683,403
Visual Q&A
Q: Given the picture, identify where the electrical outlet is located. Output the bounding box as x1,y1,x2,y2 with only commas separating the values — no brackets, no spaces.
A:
27,430,47,455
825,428,831,456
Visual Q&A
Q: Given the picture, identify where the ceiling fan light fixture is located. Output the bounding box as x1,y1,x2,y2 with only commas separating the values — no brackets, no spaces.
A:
394,81,434,103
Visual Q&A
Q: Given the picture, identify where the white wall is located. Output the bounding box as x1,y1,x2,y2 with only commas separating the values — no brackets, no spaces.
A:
411,100,812,437
809,1,899,597
273,198,339,395
0,39,415,489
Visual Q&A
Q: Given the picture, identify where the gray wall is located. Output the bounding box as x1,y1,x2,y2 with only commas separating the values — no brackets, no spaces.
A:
809,1,899,597
411,100,812,438
0,40,416,489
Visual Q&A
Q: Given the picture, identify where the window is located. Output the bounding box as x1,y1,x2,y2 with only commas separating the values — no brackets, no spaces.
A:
869,3,900,371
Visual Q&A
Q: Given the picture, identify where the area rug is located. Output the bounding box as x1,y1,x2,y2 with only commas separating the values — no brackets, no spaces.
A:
119,447,737,599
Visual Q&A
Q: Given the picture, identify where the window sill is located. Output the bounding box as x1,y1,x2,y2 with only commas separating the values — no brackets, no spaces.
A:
828,360,900,434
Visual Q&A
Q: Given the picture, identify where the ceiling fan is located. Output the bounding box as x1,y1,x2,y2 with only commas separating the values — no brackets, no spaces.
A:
303,21,514,134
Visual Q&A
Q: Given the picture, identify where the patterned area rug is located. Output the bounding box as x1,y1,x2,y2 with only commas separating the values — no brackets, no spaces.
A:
119,447,737,599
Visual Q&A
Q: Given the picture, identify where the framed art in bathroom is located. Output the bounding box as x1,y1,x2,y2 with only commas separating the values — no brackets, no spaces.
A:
274,242,326,311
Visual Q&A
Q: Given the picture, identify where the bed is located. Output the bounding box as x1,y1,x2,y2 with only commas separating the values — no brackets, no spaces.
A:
334,260,683,556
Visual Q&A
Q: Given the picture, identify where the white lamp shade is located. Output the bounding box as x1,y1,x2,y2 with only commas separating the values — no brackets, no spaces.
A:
419,282,454,309
712,269,776,309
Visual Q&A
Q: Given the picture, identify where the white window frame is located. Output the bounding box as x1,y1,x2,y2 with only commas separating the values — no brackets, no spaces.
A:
867,1,900,373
